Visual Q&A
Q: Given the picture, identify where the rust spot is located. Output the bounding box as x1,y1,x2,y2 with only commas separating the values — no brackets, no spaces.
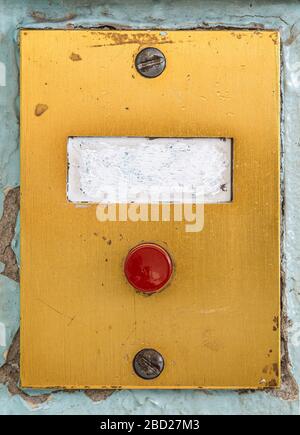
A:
262,363,279,380
91,32,173,48
269,32,279,45
273,315,279,331
267,379,278,388
35,104,48,117
262,365,269,374
101,236,112,245
70,52,82,62
273,363,279,377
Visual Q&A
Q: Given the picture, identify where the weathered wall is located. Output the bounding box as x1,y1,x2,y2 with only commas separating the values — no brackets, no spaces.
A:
0,0,299,415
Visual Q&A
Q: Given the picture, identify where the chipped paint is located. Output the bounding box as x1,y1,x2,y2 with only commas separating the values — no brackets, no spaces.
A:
34,103,48,117
0,0,299,415
0,188,19,282
69,52,82,61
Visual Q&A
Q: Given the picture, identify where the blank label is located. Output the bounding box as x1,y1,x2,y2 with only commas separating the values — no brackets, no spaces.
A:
67,137,232,204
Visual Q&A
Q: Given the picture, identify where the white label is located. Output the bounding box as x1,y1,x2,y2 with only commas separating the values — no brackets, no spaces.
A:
67,137,232,204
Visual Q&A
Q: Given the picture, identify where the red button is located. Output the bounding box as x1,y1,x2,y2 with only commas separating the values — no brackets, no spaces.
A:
124,243,173,294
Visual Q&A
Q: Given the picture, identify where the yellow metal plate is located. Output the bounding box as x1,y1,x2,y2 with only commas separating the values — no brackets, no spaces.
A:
20,30,280,389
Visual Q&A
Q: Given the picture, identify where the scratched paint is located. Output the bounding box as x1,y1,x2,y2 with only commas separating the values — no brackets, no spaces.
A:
0,0,300,415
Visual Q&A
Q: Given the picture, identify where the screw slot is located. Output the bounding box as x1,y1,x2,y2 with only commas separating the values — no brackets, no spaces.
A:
135,47,166,78
133,348,164,379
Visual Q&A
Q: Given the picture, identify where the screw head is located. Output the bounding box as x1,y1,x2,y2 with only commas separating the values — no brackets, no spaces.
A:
133,348,164,379
135,47,166,78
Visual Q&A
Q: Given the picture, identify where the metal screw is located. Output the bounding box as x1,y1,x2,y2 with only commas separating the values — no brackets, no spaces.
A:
133,348,164,379
135,48,166,78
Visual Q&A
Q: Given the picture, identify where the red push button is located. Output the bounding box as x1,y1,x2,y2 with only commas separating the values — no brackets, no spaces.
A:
124,243,173,294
